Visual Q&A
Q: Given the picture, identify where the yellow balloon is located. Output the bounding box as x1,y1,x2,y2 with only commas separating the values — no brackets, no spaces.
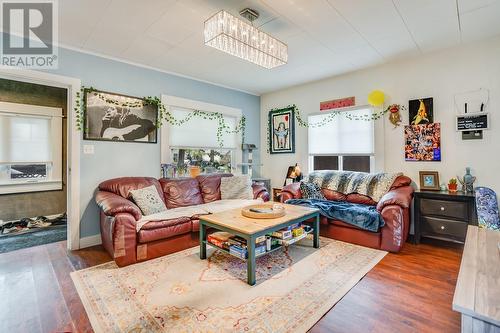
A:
368,90,385,106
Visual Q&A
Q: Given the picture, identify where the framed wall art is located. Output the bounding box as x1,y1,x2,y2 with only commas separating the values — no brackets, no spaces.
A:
269,106,295,154
409,97,433,125
84,89,158,143
404,123,441,161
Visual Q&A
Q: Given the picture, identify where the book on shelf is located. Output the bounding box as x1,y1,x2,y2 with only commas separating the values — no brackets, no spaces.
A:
229,244,247,259
271,229,292,240
255,245,266,255
292,227,304,238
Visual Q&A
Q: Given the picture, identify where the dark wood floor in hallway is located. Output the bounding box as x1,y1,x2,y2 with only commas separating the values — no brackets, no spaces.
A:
0,240,462,333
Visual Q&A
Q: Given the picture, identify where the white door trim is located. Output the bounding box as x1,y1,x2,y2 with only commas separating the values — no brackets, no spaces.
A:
0,67,82,250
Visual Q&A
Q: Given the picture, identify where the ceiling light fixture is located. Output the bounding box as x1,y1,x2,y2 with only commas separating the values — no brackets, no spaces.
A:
204,9,288,69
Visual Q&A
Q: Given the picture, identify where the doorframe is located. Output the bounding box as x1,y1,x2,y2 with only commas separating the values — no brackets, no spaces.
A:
0,67,82,250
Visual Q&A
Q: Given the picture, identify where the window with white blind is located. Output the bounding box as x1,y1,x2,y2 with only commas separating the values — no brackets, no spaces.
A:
0,102,63,194
161,96,242,174
168,106,238,149
308,107,374,173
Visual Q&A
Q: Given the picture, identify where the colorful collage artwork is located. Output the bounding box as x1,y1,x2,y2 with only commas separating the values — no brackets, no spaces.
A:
404,123,441,161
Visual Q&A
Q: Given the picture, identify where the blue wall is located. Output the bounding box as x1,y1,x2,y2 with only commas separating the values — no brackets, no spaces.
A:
46,47,261,238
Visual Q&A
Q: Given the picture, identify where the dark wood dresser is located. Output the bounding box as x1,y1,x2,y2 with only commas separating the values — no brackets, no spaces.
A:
414,190,477,244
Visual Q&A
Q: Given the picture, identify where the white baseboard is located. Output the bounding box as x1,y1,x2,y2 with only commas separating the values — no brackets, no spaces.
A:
79,234,102,248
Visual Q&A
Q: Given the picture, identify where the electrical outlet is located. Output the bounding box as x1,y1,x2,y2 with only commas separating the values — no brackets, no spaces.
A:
83,145,95,154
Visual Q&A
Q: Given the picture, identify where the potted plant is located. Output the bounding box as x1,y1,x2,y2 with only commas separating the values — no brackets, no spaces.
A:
448,178,458,192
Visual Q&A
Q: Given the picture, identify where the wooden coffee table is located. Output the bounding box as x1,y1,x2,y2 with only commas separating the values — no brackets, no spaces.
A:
199,203,320,285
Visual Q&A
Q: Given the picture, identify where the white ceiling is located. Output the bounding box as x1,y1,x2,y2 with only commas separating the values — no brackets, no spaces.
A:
59,0,500,95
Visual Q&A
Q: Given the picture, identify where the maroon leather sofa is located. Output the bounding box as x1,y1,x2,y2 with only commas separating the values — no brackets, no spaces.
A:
280,175,414,252
95,174,270,267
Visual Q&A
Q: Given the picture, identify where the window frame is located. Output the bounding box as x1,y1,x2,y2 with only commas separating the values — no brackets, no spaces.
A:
0,101,63,194
309,154,375,173
160,95,243,174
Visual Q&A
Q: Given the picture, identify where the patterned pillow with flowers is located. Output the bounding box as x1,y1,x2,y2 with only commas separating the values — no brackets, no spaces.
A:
129,185,167,216
299,182,326,200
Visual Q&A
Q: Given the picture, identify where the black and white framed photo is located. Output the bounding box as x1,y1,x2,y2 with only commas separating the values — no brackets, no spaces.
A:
269,106,295,154
84,90,158,143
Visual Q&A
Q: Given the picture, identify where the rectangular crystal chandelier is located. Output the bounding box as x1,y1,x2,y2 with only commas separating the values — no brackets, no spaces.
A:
204,10,288,69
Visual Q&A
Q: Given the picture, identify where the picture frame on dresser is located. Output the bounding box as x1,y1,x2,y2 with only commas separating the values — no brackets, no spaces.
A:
419,171,440,191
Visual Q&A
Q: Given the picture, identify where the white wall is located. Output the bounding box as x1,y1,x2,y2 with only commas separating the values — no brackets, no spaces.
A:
260,36,500,193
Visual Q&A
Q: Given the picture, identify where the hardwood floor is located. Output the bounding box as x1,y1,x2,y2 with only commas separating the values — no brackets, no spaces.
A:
0,240,462,333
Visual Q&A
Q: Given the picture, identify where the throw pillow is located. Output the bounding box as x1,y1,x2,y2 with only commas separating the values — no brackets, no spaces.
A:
129,185,167,216
300,182,326,200
220,175,253,200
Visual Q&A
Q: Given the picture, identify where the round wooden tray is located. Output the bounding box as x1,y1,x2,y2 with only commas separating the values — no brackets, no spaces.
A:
241,204,286,219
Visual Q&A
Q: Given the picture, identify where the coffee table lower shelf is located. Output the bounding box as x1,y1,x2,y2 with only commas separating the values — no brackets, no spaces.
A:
198,209,320,286
203,230,313,261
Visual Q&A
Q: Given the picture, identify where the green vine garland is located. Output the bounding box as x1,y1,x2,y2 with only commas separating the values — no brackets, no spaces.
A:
74,86,245,147
267,104,392,152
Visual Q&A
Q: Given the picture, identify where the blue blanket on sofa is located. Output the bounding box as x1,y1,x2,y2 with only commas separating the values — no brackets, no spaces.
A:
285,199,385,232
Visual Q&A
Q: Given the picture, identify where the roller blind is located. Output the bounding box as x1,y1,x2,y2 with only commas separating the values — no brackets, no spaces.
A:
308,108,374,155
0,115,52,163
168,107,238,149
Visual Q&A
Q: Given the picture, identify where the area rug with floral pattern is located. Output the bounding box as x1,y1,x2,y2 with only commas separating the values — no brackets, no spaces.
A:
71,237,386,333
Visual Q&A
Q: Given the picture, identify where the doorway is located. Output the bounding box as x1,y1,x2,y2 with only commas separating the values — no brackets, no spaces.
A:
0,79,68,253
0,69,81,251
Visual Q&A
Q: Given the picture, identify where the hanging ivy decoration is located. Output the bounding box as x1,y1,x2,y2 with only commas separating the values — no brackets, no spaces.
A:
74,86,245,147
266,103,399,152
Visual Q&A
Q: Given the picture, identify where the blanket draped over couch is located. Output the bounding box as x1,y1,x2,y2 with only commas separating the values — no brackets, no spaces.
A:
285,198,385,232
307,170,402,202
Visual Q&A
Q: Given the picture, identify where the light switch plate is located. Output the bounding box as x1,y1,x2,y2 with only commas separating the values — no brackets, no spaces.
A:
83,145,95,154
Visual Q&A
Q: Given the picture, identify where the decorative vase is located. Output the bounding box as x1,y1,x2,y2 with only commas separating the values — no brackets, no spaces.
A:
189,166,201,178
458,167,476,193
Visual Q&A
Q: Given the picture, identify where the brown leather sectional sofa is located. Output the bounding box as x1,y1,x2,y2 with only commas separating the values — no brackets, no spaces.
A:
280,175,414,252
95,174,270,267
95,173,413,267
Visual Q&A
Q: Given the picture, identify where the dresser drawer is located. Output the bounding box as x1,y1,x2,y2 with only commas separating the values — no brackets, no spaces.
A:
421,217,468,242
420,199,468,221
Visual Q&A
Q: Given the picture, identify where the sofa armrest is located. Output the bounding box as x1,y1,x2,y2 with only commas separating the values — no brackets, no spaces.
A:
376,186,414,212
380,204,410,252
252,184,270,202
280,182,302,203
100,212,138,267
95,191,142,221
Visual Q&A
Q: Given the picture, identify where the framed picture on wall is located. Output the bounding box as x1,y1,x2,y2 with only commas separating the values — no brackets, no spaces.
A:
269,106,295,154
409,97,433,125
404,123,441,161
84,89,158,143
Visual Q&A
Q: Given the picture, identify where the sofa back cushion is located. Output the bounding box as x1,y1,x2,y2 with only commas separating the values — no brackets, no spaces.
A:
98,177,164,201
159,178,204,209
321,189,347,201
346,193,377,206
196,174,232,203
390,175,412,190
